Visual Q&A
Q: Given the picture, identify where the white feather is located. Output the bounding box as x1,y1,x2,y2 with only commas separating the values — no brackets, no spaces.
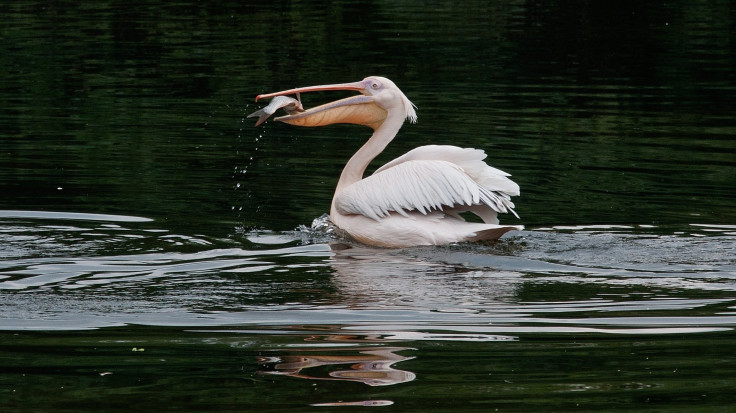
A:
375,145,520,196
334,145,519,222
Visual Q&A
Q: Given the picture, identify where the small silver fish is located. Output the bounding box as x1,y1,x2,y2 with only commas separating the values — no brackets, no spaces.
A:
247,95,304,126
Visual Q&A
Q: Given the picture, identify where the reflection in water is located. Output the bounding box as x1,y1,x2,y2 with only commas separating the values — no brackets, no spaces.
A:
310,400,394,407
327,243,522,311
258,346,415,387
0,210,153,223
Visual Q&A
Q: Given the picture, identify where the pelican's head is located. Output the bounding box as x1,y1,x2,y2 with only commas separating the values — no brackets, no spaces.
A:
255,76,417,130
352,76,417,124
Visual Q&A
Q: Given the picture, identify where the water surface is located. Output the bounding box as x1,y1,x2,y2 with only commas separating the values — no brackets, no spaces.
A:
1,0,735,411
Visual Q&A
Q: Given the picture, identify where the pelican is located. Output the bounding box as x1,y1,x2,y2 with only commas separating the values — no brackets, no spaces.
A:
254,76,522,248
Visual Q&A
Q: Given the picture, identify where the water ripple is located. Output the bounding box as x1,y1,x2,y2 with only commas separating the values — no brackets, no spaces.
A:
1,213,734,335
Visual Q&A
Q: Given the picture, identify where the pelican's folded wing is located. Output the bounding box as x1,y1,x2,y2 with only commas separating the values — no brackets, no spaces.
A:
375,145,520,196
334,160,516,221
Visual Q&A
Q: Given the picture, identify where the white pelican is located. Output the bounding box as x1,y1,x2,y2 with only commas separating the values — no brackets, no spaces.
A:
254,76,522,247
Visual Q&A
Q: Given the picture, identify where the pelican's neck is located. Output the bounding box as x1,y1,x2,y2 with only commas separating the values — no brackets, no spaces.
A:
331,112,405,206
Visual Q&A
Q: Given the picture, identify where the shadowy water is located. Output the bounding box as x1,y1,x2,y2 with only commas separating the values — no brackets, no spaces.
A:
1,213,735,410
1,0,736,411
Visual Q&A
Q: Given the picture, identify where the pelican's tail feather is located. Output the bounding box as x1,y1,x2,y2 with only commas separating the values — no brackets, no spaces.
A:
469,225,524,242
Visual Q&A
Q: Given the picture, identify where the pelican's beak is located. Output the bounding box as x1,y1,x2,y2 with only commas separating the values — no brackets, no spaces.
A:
255,80,387,129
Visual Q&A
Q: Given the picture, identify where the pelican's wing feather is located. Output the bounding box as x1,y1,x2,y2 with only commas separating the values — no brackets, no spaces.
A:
334,159,516,221
375,145,520,196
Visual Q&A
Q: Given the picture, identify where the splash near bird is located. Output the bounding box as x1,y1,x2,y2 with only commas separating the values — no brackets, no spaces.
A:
250,76,522,247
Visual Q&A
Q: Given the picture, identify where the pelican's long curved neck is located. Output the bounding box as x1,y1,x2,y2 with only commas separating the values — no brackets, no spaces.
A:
332,111,405,202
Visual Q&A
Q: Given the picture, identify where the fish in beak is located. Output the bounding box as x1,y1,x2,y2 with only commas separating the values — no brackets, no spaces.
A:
251,79,388,130
246,95,304,126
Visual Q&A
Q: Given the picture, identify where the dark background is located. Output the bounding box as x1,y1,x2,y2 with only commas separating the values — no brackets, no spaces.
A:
2,0,734,232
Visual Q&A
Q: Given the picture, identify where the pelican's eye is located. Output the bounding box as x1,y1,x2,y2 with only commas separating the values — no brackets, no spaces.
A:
370,81,381,90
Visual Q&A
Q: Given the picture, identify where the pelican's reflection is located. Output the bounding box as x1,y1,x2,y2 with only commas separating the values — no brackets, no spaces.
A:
326,242,522,309
258,346,415,386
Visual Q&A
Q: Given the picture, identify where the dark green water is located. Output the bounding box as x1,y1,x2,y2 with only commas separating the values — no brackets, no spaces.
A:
2,1,736,411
